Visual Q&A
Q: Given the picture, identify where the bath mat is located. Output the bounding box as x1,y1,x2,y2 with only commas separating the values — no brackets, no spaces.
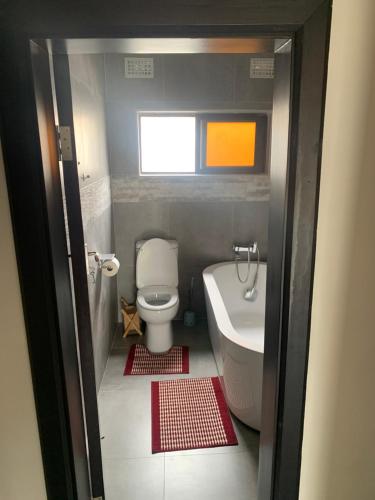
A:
124,344,189,375
151,377,238,453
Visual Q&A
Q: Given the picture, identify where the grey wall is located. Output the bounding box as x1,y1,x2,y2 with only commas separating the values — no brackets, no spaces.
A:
69,54,117,388
114,200,269,317
106,54,273,178
105,53,272,317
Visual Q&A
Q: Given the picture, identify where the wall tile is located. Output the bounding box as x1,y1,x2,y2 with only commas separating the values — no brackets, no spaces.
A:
234,55,274,106
113,201,170,263
232,201,269,260
84,203,117,388
70,58,109,187
164,54,235,102
169,201,234,268
105,52,274,180
178,266,207,318
117,264,136,305
70,54,117,388
111,175,270,202
69,54,105,98
105,102,140,176
105,53,272,318
80,176,112,228
113,202,171,304
173,201,268,317
113,200,269,318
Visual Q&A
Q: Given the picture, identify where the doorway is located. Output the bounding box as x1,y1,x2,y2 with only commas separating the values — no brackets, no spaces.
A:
52,38,287,500
0,3,331,499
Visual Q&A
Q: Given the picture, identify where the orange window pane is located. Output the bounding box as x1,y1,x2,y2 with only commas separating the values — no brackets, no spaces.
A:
206,122,256,167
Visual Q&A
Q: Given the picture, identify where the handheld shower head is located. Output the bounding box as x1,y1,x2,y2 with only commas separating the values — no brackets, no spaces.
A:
244,287,258,301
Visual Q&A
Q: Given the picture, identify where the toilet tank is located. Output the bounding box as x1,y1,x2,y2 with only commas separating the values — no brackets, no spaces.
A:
135,239,179,288
135,239,178,256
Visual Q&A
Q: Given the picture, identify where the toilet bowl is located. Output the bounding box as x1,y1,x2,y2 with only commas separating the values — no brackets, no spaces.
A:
135,239,179,353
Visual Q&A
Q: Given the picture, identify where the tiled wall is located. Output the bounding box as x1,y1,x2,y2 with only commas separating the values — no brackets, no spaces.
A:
105,53,273,179
114,200,269,317
69,54,117,388
104,53,272,317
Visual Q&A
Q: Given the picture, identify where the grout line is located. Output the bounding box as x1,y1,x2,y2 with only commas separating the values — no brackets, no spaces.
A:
102,448,255,460
167,446,239,456
165,448,247,459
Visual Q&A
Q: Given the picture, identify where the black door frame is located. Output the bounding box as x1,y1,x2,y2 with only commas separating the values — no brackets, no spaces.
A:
0,1,331,499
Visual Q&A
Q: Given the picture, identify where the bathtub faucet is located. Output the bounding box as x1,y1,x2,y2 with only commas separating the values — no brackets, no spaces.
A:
232,242,258,256
233,242,260,299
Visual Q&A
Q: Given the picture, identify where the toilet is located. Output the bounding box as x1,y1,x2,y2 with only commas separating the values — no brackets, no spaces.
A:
135,238,179,353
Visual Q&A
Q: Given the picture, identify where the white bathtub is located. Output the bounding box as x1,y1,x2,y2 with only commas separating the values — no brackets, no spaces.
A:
203,261,266,430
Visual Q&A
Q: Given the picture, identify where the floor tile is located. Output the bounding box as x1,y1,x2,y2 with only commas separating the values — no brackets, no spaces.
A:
111,325,143,350
103,456,164,500
100,349,136,391
167,416,259,457
99,319,259,498
100,321,217,391
98,387,154,459
165,452,258,500
110,319,211,351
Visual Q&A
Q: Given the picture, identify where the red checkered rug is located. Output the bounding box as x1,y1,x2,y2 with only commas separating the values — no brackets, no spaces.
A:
151,377,238,453
124,344,189,375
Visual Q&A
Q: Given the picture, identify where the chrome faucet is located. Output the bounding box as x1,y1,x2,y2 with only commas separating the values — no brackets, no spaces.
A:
232,242,258,256
233,241,260,301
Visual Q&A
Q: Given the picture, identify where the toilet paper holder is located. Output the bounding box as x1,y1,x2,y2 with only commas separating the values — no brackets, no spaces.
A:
85,246,120,279
88,251,116,269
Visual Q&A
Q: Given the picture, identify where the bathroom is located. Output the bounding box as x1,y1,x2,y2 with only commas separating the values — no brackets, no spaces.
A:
61,38,281,500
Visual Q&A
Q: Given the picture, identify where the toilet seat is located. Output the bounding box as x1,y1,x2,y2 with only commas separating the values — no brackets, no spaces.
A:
137,286,178,311
136,238,178,289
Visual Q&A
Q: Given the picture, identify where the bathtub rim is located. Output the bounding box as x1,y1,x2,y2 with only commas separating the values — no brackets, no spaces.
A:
203,261,266,354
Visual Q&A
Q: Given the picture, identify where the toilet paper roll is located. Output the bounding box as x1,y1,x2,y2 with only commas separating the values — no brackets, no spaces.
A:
101,257,120,277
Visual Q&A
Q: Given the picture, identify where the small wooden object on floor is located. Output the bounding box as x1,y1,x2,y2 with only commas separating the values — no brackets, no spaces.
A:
121,297,143,337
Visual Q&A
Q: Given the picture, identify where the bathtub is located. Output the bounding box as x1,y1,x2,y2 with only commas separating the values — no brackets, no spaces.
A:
203,261,266,430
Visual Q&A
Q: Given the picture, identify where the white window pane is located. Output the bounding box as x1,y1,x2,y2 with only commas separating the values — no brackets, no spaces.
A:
140,116,196,174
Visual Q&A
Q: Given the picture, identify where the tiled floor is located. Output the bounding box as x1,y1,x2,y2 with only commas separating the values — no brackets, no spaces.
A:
98,320,259,500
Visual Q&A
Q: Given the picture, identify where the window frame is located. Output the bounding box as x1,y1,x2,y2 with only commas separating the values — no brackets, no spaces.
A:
138,111,268,176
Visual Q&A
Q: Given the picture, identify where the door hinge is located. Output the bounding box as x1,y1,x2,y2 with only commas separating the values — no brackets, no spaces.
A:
56,125,73,161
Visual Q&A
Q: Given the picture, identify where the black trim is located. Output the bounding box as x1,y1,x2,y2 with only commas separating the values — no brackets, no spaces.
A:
273,4,332,498
0,34,90,499
258,40,293,500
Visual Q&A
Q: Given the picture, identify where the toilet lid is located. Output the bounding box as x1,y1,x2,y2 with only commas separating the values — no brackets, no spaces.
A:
136,238,178,288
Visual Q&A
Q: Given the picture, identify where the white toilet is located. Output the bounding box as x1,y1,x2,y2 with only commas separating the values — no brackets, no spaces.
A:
135,238,179,353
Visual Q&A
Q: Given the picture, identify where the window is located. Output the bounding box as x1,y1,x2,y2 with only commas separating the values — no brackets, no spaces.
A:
139,116,196,174
205,122,256,167
139,113,267,175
